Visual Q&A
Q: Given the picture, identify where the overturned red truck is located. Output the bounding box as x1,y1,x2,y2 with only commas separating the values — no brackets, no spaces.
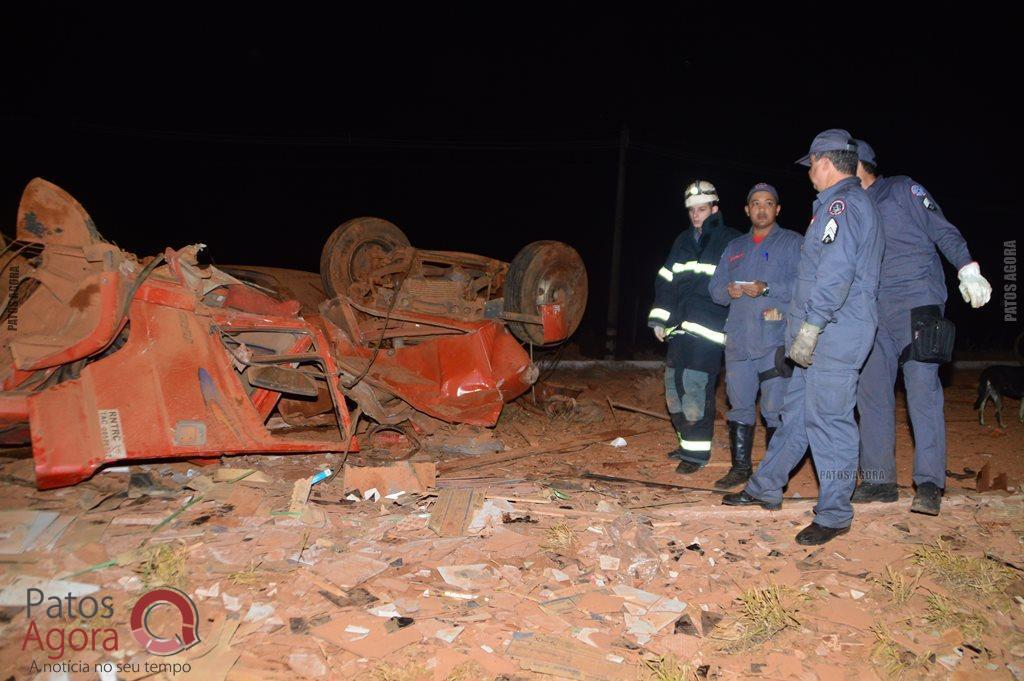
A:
0,179,587,488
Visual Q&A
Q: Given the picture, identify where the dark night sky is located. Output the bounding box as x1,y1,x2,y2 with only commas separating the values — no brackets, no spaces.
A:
2,4,1019,354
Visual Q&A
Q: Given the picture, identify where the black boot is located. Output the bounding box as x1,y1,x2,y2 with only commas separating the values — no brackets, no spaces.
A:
765,426,777,449
674,459,704,474
666,414,697,460
714,421,754,489
851,482,899,504
721,489,781,510
911,482,942,515
795,522,850,545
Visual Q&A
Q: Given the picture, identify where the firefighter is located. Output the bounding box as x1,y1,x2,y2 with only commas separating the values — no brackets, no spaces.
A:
708,183,803,489
723,130,884,546
649,180,741,474
852,139,992,515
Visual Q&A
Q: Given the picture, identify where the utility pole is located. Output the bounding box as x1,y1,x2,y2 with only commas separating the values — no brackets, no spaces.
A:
604,125,628,359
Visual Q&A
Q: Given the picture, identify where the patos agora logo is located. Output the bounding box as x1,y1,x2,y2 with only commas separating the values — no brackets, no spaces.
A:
22,585,200,667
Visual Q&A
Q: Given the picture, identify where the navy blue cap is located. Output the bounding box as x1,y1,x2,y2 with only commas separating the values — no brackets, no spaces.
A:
796,129,858,166
746,182,779,203
854,138,876,166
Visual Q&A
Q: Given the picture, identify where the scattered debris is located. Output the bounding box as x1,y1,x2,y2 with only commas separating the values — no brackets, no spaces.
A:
976,461,1010,493
506,631,636,680
425,428,505,457
0,510,60,554
946,467,976,481
436,564,496,592
437,428,641,474
608,400,672,422
0,361,1019,679
0,575,99,606
429,488,485,537
342,461,436,497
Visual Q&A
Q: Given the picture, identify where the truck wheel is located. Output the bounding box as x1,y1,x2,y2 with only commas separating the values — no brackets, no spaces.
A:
320,217,410,299
505,240,587,346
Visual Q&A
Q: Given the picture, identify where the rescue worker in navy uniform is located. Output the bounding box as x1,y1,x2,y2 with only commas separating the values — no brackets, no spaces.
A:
723,130,884,546
851,139,992,515
708,183,803,489
649,181,741,474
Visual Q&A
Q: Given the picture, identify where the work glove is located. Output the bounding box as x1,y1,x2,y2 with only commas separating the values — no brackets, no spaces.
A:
957,262,992,308
653,326,666,342
788,321,821,367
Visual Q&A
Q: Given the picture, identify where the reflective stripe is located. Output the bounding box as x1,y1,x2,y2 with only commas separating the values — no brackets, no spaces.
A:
657,267,673,282
678,321,726,345
648,308,671,322
677,437,712,452
671,260,716,276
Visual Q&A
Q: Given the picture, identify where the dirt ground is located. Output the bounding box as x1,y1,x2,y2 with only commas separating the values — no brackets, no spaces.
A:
0,366,1021,680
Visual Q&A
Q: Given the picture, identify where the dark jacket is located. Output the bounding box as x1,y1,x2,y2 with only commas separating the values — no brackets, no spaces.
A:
649,212,741,370
789,176,884,369
867,175,972,324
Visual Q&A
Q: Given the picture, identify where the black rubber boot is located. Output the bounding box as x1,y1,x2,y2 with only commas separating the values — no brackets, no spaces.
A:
667,414,704,462
851,482,899,504
911,482,942,515
714,421,754,489
765,426,777,449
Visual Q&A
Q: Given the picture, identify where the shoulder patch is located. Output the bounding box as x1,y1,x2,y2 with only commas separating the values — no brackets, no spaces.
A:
828,199,846,216
822,218,838,244
910,184,927,197
922,196,938,211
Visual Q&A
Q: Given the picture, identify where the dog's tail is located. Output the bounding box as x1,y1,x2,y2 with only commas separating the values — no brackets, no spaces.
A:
974,378,989,410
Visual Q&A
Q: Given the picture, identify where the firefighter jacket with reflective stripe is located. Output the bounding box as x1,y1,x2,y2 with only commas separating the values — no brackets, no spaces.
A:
649,212,741,370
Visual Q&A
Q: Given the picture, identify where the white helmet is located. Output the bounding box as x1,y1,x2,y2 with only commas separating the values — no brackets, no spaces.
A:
684,180,718,208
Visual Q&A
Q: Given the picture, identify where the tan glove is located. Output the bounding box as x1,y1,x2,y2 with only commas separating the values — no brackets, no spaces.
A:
653,326,666,342
788,321,821,367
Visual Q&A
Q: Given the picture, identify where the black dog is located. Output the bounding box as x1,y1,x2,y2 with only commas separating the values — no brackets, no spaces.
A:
974,365,1024,427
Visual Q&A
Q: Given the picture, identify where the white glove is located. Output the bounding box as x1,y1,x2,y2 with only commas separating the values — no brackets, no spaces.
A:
957,261,992,308
788,321,821,367
653,326,666,342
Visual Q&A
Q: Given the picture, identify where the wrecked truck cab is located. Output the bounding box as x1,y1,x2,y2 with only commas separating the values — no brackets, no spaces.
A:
1,179,587,488
3,179,354,489
314,216,586,426
319,217,588,347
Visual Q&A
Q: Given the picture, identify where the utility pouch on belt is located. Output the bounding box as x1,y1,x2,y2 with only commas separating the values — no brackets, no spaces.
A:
758,345,795,381
899,304,955,365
